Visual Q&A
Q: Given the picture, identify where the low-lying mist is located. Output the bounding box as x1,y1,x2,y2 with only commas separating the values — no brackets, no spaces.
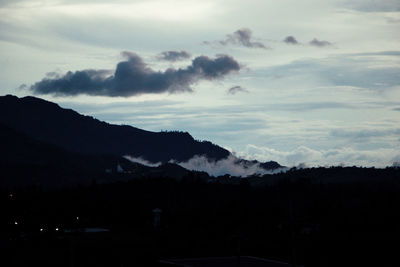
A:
125,154,287,177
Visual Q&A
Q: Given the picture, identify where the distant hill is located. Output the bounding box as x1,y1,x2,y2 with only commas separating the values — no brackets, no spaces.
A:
235,158,282,170
0,123,212,188
0,123,130,187
0,123,103,167
0,95,230,163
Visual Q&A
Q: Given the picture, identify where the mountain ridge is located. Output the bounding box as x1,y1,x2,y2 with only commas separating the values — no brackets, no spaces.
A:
0,94,282,172
0,95,231,163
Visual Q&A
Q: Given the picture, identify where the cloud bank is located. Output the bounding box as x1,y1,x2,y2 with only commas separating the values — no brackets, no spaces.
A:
172,155,285,177
239,144,400,168
125,154,284,177
283,36,334,47
157,50,191,61
218,28,267,49
284,36,299,45
30,52,240,97
309,38,332,47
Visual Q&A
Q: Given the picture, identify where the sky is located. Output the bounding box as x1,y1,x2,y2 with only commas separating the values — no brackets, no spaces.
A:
1,0,400,167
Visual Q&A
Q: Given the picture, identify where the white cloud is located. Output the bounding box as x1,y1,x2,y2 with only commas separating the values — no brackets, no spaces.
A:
124,155,161,167
124,153,286,177
237,144,400,168
171,154,286,177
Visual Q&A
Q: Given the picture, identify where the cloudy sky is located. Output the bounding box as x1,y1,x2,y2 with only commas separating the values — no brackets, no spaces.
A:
1,0,400,167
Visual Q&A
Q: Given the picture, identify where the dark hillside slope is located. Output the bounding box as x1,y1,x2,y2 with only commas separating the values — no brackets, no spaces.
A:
0,123,212,188
0,95,229,163
0,123,139,187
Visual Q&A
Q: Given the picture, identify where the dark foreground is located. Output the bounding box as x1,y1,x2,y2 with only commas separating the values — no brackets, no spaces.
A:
1,167,400,266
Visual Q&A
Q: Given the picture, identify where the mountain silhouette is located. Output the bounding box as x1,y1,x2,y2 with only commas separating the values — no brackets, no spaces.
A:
0,123,212,187
0,122,133,187
0,95,230,163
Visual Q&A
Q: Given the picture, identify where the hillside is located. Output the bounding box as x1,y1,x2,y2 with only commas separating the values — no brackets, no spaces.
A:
0,95,230,163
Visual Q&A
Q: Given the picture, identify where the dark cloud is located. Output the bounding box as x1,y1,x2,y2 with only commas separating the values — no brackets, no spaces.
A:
284,36,299,45
219,28,267,49
157,50,191,62
309,38,332,47
227,86,249,95
30,51,240,97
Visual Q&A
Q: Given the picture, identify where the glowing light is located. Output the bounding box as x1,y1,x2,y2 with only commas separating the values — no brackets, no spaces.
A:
55,227,59,231
40,228,43,232
14,221,18,225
